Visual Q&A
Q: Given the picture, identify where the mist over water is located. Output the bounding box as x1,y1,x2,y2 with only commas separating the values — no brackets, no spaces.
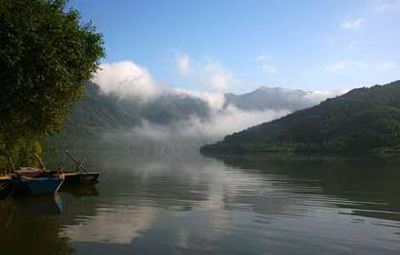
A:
101,107,289,157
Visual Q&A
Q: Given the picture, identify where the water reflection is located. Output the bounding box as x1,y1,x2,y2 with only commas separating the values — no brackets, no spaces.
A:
217,155,400,220
1,152,400,255
0,195,71,255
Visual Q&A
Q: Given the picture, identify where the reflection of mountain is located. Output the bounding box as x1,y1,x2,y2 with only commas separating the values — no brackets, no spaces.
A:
3,153,399,254
53,153,400,254
214,155,400,221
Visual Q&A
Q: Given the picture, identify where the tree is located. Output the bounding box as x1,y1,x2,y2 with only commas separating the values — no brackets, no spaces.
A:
0,0,104,165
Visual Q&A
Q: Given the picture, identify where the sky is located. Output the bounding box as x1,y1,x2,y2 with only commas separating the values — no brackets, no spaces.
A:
69,0,400,93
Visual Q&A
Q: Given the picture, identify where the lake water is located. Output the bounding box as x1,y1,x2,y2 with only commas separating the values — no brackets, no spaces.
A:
1,152,400,255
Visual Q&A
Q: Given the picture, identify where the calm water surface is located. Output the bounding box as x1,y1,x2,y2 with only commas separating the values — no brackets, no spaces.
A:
1,152,400,255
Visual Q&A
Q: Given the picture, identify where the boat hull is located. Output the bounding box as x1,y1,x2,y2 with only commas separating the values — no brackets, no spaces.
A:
62,172,100,184
11,176,64,196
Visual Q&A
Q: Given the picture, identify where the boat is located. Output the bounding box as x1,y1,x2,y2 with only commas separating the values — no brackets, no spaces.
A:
14,167,45,178
10,175,64,196
59,150,100,185
62,171,100,184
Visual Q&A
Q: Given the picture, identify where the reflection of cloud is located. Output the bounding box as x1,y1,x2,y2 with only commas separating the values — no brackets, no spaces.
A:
64,205,158,244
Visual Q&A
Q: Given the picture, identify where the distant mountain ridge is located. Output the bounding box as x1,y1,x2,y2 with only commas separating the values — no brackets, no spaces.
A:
64,82,320,132
48,82,324,148
224,86,315,111
201,80,400,155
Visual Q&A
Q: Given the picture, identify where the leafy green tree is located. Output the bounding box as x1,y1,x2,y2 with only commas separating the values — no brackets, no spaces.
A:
0,0,104,166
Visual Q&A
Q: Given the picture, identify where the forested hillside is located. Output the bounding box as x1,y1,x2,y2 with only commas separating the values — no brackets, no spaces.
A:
201,80,400,155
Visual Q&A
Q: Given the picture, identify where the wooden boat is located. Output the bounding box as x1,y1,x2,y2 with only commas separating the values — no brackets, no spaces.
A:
59,150,100,185
63,171,99,184
14,163,99,186
10,175,64,196
14,167,45,178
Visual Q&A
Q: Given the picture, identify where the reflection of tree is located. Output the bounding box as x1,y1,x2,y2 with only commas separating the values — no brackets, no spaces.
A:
216,155,400,221
0,197,73,255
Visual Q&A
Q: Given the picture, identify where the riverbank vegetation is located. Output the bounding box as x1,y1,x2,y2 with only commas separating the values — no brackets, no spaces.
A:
0,0,104,170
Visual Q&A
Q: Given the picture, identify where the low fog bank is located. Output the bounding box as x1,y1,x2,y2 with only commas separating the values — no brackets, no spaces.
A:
101,107,289,157
89,61,340,157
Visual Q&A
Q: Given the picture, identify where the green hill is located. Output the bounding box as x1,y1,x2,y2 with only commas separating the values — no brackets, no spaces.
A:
46,82,211,148
201,80,400,155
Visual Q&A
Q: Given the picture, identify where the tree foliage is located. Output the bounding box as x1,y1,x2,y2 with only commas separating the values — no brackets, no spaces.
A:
0,0,104,154
0,0,104,166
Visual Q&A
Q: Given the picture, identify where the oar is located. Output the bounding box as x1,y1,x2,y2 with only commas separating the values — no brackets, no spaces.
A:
65,150,89,173
34,153,48,172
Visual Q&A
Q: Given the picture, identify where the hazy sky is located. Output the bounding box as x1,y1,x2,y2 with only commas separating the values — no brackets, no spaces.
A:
70,0,400,93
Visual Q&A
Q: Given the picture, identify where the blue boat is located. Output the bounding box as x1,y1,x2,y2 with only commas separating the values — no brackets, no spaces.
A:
10,175,64,196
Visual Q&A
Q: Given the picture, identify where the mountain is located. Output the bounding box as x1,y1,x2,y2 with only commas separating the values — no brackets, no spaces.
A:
224,86,315,111
48,82,210,147
48,82,323,149
201,80,400,155
61,83,319,134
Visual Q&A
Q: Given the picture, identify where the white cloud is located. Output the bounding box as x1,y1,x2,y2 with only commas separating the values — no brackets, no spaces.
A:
325,60,365,72
255,54,278,75
92,61,162,100
175,88,226,111
304,90,345,102
375,61,395,70
92,60,233,111
325,60,398,73
201,59,236,91
261,64,278,74
105,106,289,148
340,18,364,29
375,1,400,13
173,52,237,92
254,54,268,62
176,53,191,77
